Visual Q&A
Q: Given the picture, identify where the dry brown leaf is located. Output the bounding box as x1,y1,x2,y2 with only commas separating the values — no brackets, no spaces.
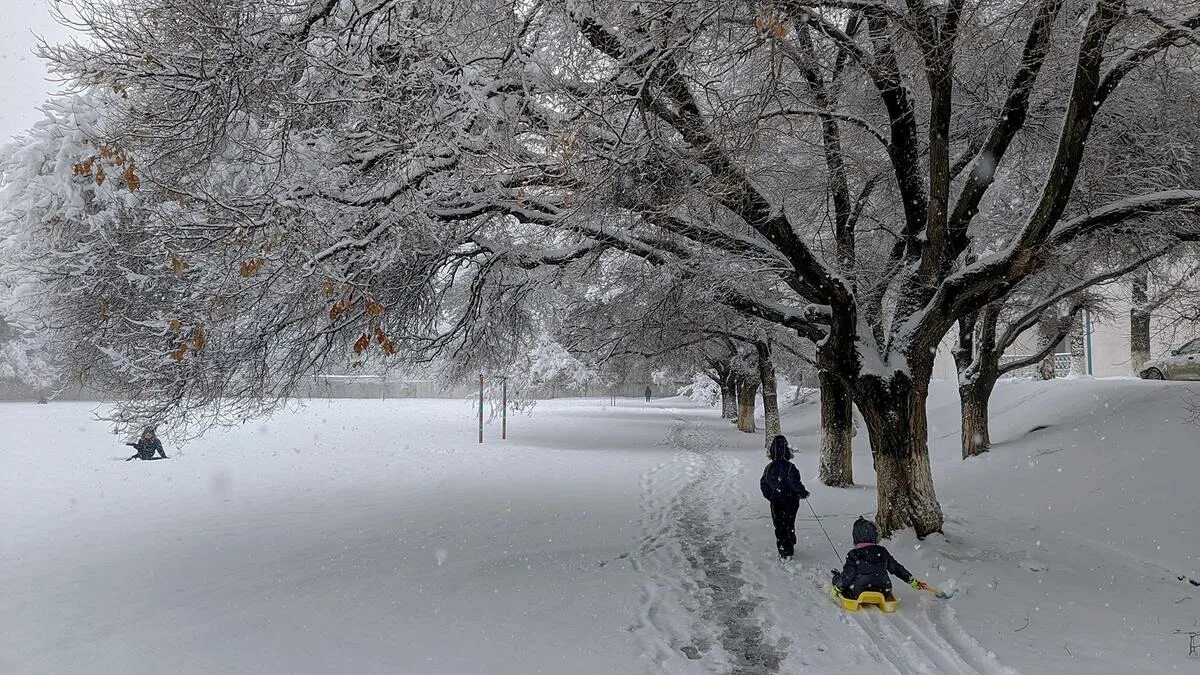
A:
169,254,188,277
122,164,140,191
239,258,265,277
329,298,356,321
168,319,182,332
191,324,206,351
364,298,386,316
95,164,106,186
375,327,396,356
353,333,370,354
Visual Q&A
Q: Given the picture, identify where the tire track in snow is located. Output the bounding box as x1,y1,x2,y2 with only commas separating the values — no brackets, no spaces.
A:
853,594,1017,674
924,603,1018,675
838,608,911,674
875,611,975,674
631,420,787,674
856,611,942,674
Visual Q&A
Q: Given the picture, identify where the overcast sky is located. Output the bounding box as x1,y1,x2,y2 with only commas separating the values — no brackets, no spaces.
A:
0,0,75,144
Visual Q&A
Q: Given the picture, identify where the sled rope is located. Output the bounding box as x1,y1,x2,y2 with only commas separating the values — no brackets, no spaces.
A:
807,499,841,561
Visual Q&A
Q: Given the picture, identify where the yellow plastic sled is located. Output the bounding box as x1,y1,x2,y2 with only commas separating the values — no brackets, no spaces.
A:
831,587,899,613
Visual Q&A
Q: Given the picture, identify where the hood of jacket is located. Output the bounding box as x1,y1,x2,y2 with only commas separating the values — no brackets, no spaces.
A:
768,435,792,461
853,517,879,545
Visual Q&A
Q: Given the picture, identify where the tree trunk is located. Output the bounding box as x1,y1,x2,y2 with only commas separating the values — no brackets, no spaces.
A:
736,377,759,434
956,305,1003,460
1036,310,1059,380
1130,269,1151,372
755,343,781,446
857,374,944,537
818,371,854,487
720,382,737,420
959,375,996,459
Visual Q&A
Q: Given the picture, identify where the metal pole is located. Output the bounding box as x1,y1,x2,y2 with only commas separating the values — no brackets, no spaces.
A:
478,374,484,444
502,377,507,440
1084,309,1094,376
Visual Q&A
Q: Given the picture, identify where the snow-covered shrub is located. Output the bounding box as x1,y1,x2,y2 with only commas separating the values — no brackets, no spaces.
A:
678,372,720,407
527,336,599,390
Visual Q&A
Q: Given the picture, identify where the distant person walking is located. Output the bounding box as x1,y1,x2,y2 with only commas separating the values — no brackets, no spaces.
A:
644,385,652,403
125,427,168,461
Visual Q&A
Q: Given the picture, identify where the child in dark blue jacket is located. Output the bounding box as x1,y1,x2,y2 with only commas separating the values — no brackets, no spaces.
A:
760,435,809,559
831,517,927,599
125,427,168,461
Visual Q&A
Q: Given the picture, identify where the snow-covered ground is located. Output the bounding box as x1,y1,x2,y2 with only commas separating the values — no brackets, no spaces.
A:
2,379,1198,673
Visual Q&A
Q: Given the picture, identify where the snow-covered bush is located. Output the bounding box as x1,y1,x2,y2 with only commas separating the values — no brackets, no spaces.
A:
677,372,720,407
526,336,599,391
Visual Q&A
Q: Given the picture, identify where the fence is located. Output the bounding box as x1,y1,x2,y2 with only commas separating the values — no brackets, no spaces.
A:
999,353,1073,379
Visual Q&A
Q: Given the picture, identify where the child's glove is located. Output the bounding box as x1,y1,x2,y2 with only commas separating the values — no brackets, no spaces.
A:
910,579,925,590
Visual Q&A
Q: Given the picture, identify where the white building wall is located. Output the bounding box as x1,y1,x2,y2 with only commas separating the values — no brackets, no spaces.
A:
932,334,957,381
1085,282,1200,377
932,281,1199,381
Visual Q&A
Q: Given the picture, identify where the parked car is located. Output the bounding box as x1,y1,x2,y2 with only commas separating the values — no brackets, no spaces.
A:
1139,338,1200,380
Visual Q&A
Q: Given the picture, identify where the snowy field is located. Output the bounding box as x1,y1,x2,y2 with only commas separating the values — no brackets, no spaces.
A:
2,378,1198,674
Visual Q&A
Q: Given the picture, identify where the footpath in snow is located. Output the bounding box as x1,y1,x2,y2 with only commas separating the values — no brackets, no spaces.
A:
2,378,1198,673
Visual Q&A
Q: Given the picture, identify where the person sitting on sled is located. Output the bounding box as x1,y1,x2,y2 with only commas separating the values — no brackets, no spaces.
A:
760,435,809,560
831,517,928,599
125,426,168,461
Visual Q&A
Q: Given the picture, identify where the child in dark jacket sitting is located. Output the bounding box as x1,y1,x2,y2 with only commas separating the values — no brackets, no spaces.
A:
832,517,928,599
125,427,168,461
760,435,810,560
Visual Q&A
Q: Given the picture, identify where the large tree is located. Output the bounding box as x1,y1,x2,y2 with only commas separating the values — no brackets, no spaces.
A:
23,0,1200,534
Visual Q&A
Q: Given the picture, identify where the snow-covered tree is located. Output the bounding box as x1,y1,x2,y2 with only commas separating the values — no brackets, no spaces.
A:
0,315,57,395
0,94,143,403
526,335,600,392
28,0,1200,534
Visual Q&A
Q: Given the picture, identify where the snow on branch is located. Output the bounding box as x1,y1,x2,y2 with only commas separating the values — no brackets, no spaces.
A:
1098,11,1200,106
756,106,888,148
1047,190,1200,248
